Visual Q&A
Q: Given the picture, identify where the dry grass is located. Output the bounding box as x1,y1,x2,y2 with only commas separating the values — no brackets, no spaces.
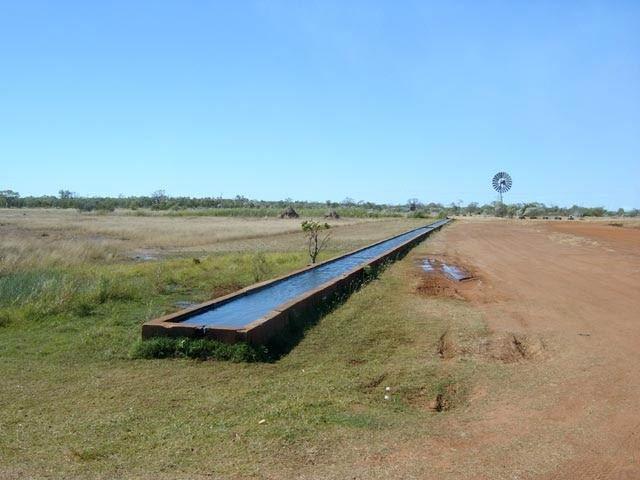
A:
0,209,428,273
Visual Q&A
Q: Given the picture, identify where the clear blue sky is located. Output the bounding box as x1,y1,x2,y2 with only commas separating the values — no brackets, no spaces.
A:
1,1,639,208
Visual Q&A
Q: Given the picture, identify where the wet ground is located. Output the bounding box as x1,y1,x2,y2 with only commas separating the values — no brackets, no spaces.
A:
421,257,473,281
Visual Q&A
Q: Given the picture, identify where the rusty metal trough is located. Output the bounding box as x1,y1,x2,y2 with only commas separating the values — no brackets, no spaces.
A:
142,219,451,345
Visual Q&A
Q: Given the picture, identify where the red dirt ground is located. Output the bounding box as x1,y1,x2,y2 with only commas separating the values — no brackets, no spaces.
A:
392,219,640,479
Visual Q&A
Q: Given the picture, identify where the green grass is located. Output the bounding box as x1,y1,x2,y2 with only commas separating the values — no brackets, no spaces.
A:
0,252,310,361
0,239,496,479
131,337,267,362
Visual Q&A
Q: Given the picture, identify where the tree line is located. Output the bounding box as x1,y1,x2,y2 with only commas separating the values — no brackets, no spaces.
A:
0,190,636,217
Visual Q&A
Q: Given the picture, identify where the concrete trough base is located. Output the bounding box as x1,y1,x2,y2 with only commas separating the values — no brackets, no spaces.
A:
142,219,450,345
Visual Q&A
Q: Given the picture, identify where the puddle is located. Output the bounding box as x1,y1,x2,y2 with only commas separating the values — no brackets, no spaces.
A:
441,263,472,281
421,258,472,282
130,250,159,261
421,259,436,272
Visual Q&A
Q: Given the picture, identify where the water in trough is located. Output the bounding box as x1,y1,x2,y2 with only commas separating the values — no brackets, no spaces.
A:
180,219,450,329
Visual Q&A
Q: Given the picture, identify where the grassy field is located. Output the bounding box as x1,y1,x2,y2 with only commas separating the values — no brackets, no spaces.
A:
0,210,500,479
0,209,431,273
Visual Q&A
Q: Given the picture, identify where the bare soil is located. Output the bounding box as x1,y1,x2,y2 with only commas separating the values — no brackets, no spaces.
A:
395,218,640,479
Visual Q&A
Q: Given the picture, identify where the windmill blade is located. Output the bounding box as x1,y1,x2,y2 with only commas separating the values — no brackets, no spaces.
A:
492,171,512,194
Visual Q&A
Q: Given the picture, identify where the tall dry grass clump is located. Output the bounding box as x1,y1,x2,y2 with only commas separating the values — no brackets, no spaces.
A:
0,236,121,274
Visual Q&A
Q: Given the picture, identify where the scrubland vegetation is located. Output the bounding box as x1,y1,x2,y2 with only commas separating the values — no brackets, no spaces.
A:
0,209,494,478
1,205,637,478
0,211,492,477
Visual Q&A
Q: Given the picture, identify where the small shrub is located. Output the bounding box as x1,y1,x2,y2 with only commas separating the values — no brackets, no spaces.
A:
132,337,178,359
71,297,96,317
152,265,170,294
0,309,16,327
251,252,271,282
131,337,267,362
363,264,380,283
182,338,215,359
229,342,267,362
90,275,140,304
301,221,331,264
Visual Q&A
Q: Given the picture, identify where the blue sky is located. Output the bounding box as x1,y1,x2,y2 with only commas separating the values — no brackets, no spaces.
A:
1,1,639,208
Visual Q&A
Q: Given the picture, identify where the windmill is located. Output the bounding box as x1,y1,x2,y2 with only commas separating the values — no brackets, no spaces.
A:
492,171,512,204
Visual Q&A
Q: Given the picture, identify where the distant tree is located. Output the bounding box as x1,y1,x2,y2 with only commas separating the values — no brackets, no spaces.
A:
0,190,20,208
506,204,519,218
494,202,507,217
466,202,479,215
58,189,74,199
151,189,167,208
479,203,494,215
235,195,249,205
584,207,606,217
616,208,625,217
342,197,355,206
519,202,546,217
301,220,331,264
407,198,421,211
569,205,586,217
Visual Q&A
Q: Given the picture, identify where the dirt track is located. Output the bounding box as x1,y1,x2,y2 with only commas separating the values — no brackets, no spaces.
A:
413,219,640,479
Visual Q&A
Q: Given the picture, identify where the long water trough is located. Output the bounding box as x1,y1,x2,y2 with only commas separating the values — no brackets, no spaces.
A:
142,219,451,344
